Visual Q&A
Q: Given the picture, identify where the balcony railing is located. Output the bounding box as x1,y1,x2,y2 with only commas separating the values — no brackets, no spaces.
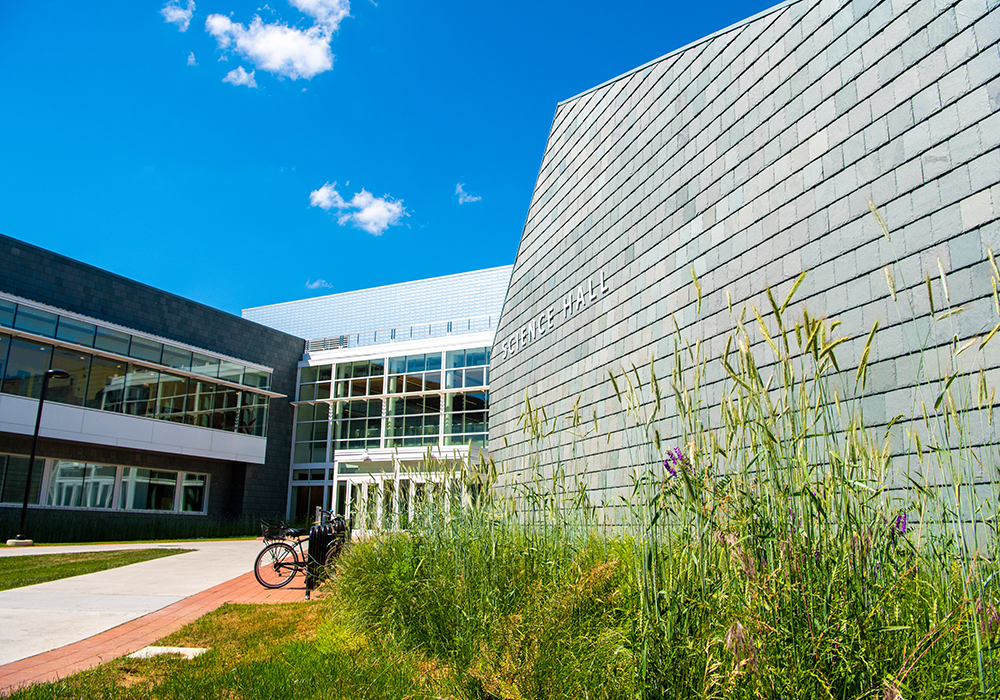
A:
305,314,496,353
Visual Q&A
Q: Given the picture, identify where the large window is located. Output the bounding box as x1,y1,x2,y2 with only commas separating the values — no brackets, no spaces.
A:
294,402,330,463
0,454,43,505
46,348,90,407
387,394,440,447
0,298,274,436
387,353,441,394
1,454,210,514
47,462,116,508
2,338,52,398
445,391,489,447
293,345,492,454
333,399,382,449
335,360,385,398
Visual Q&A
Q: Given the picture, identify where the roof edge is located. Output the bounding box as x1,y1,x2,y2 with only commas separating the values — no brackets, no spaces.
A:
242,264,514,314
557,0,802,107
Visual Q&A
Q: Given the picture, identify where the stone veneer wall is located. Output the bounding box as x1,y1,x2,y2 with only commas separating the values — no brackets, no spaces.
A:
490,0,1000,499
0,233,304,517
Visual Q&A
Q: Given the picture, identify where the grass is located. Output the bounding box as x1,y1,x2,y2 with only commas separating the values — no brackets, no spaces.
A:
6,601,467,700
0,549,191,591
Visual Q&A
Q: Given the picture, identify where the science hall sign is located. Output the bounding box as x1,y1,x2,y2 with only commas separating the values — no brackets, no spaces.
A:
497,270,611,363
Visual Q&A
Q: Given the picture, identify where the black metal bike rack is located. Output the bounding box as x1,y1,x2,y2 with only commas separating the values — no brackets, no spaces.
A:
304,516,351,595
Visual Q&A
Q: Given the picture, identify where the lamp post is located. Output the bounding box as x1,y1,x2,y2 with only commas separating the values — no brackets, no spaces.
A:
8,368,69,546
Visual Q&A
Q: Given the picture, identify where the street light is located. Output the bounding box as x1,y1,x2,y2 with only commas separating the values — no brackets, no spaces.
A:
9,368,70,546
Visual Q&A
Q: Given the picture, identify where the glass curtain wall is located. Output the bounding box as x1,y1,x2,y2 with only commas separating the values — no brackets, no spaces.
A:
0,328,271,437
292,346,492,461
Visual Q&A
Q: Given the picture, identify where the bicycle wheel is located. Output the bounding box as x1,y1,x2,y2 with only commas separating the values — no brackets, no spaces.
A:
254,542,299,588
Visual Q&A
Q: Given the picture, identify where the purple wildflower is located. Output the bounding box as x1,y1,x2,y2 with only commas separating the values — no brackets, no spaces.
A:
895,513,907,534
664,446,691,476
663,459,677,478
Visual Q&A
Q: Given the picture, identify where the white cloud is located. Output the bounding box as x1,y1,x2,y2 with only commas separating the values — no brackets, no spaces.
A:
205,9,339,80
288,0,350,31
187,52,198,66
309,182,347,209
222,66,257,87
309,181,406,236
162,0,195,31
306,279,333,289
456,182,481,204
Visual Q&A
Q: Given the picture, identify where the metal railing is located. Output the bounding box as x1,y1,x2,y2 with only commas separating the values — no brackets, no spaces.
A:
305,315,496,353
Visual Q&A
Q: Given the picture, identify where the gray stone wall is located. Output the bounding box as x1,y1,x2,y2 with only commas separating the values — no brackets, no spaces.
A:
0,234,303,516
490,0,1000,499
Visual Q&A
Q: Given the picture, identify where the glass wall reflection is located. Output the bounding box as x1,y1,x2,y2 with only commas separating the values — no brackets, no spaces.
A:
0,330,271,437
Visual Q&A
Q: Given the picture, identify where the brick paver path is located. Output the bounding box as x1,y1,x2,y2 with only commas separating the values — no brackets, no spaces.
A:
0,572,309,695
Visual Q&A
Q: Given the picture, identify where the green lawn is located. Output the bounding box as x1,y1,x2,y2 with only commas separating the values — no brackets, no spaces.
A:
0,549,191,591
6,601,464,700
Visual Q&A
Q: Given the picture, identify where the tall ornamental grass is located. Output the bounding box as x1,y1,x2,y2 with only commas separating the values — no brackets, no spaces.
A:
334,208,1000,699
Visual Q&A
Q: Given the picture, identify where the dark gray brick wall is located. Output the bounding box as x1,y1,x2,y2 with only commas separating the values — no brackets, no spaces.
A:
0,435,250,517
0,233,303,517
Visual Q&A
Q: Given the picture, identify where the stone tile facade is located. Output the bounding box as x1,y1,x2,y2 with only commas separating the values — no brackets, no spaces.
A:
490,0,1000,500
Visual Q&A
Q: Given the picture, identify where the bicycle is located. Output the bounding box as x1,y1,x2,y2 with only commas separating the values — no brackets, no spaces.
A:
254,511,350,590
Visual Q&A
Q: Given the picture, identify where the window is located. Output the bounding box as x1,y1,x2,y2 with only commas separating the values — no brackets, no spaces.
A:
445,347,490,389
387,352,442,394
156,372,189,421
333,399,382,450
47,348,90,407
13,306,57,337
55,317,96,346
0,299,273,427
85,355,127,412
299,364,332,401
47,462,116,508
0,455,43,505
1,454,210,514
119,468,178,511
387,394,440,447
239,391,268,436
294,402,330,463
334,360,384,398
123,364,159,418
2,338,52,398
445,391,489,447
181,473,207,512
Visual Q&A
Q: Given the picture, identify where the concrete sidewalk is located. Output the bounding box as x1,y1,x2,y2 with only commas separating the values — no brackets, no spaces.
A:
0,539,275,666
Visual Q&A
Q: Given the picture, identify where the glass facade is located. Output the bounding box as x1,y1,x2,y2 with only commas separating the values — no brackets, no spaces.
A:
2,453,209,514
287,466,471,529
0,454,43,505
292,345,491,463
0,296,273,437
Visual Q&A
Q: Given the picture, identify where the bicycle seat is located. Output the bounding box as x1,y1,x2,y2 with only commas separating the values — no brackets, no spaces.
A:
286,528,309,538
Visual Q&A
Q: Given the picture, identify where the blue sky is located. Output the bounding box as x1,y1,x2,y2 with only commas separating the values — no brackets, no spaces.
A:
0,0,775,316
